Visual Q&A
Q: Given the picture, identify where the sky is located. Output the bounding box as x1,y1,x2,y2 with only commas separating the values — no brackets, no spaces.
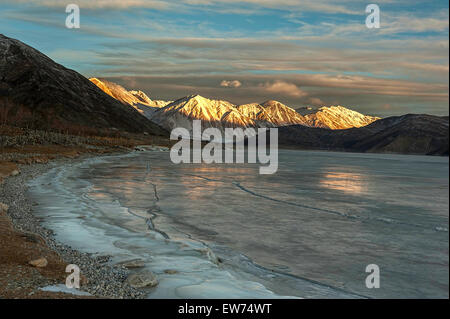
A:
0,0,448,117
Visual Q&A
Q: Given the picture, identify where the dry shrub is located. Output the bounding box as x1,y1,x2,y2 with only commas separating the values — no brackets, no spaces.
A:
0,99,170,149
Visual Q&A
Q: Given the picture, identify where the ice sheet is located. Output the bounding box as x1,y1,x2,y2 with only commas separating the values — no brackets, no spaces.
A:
28,150,449,298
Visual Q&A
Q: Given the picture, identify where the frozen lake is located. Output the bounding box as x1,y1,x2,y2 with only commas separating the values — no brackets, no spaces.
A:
28,149,449,298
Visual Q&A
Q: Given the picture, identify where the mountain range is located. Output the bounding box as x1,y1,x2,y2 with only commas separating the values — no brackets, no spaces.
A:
90,78,380,133
0,34,448,156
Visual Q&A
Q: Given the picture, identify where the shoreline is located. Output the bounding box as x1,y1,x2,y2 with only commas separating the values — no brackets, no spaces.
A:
30,150,369,299
3,148,445,299
0,152,148,299
2,149,301,299
24,151,297,299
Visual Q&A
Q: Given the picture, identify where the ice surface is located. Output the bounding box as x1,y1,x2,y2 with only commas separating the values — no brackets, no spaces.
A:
28,150,449,298
40,284,92,296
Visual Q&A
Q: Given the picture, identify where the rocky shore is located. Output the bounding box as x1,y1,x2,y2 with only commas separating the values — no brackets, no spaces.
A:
0,155,148,299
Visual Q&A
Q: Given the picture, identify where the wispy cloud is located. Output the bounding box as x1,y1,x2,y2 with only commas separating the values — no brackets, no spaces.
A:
7,0,173,10
220,80,242,88
1,0,448,115
260,80,308,97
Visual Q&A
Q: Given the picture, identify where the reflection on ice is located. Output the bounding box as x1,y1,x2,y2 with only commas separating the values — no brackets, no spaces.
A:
319,171,368,194
27,150,449,299
27,156,298,299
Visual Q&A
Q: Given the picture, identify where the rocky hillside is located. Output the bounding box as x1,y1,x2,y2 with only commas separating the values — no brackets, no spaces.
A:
0,35,167,136
277,114,449,155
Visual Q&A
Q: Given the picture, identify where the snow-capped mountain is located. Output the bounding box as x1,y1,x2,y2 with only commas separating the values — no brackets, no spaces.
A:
259,100,306,126
302,105,380,130
235,103,274,126
151,95,257,133
150,95,380,133
89,78,172,118
91,78,380,133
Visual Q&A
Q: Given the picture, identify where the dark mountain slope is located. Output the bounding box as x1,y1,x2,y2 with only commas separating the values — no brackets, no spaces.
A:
0,34,167,136
278,114,449,155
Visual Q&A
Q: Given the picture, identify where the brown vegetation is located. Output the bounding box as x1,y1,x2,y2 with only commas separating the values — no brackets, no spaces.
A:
0,207,95,299
0,122,171,168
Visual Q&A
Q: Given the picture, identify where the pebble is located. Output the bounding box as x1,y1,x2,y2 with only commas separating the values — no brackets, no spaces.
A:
0,157,147,299
0,202,8,213
29,257,48,268
11,170,20,176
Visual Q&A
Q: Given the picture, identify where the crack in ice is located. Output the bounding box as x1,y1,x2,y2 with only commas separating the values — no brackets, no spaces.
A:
232,182,447,232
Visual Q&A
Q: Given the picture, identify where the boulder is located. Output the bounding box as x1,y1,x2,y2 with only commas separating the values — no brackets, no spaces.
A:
164,269,178,275
117,259,145,269
126,271,158,288
29,257,48,268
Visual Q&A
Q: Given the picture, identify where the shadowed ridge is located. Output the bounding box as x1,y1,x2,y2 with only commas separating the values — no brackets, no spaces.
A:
0,34,167,136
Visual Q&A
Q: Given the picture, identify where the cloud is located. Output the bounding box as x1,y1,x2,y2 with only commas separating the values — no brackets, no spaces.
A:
261,81,308,98
10,0,173,10
104,74,449,117
380,10,449,34
2,0,447,116
220,80,242,88
298,74,448,99
3,0,373,14
308,97,324,106
182,0,362,15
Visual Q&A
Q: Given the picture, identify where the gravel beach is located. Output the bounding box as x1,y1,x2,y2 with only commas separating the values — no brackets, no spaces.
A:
0,155,148,299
